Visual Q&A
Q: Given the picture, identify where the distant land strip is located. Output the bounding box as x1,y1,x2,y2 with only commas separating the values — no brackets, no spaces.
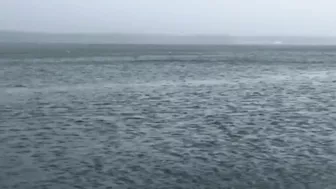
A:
1,30,336,45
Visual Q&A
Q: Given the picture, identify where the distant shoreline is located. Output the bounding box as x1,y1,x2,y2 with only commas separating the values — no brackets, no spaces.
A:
1,30,336,45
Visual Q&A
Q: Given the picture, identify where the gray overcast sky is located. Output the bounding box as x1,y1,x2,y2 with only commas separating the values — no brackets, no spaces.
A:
0,0,335,36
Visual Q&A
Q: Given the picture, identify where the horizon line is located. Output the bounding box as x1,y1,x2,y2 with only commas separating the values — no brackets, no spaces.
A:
1,29,336,38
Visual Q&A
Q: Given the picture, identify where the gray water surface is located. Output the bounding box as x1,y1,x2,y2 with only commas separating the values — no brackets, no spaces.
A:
1,44,336,189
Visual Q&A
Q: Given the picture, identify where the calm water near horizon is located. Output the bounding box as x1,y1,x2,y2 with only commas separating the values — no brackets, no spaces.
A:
1,44,336,189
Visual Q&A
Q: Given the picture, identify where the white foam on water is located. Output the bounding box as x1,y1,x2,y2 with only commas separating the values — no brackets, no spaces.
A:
3,68,335,98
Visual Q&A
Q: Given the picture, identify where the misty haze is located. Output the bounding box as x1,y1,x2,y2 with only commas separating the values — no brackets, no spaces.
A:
1,1,336,189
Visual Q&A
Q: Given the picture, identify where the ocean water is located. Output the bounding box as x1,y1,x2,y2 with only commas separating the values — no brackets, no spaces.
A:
1,44,336,189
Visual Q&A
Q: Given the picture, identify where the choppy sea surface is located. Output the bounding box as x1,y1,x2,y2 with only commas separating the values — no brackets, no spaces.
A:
1,44,336,189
